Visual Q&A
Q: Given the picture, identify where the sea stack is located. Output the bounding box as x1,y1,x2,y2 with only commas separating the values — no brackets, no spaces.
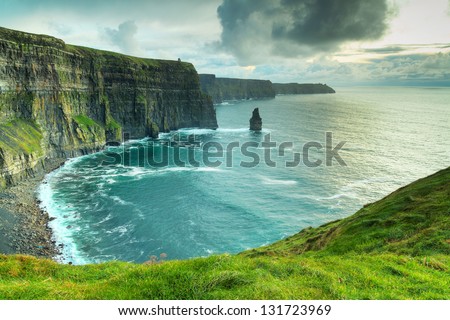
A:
250,108,262,131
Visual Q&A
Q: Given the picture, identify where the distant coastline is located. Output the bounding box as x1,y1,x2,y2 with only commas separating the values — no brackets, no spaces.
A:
199,73,335,104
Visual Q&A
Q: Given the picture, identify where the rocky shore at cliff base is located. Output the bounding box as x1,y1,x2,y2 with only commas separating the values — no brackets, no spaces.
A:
0,158,65,259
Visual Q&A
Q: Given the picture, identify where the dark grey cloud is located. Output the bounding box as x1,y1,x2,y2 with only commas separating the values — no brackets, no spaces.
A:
357,43,450,56
363,46,407,54
104,21,140,54
217,0,394,65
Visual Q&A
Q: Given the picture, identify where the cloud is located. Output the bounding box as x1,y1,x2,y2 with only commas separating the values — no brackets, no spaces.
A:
104,21,140,54
0,0,223,26
363,46,407,54
48,22,73,36
260,52,450,85
217,0,395,65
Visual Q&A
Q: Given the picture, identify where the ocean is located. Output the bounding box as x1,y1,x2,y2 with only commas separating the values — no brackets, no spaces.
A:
38,87,450,264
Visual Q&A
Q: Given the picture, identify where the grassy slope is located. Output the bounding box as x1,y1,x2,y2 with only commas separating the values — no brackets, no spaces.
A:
0,168,449,299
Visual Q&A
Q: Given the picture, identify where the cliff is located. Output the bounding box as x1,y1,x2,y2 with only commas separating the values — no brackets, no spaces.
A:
273,83,336,94
0,27,217,188
199,74,275,103
199,74,335,103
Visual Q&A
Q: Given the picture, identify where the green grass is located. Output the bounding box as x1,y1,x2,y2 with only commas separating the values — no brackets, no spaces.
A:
245,167,450,258
0,253,448,299
0,167,449,299
0,26,65,49
73,115,101,128
72,115,105,144
0,119,43,156
65,44,195,72
105,116,121,131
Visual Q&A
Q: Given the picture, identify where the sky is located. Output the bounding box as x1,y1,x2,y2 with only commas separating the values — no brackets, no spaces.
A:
0,0,449,86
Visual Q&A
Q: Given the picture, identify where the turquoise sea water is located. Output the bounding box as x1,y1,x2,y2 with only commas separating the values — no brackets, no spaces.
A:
39,87,450,264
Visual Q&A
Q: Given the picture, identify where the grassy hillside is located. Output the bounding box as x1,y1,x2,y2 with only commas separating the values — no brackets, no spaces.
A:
0,167,449,299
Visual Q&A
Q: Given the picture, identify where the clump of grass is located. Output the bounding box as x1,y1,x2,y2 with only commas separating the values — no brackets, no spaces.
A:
0,119,43,156
73,115,101,128
144,253,167,265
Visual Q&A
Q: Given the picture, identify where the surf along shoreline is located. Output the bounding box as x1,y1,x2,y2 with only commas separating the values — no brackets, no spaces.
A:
0,158,67,260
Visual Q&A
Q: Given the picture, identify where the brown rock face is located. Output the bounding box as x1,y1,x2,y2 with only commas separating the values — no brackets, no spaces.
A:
249,108,262,131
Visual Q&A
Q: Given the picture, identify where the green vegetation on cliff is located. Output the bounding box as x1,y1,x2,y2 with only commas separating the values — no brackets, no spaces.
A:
72,115,105,145
199,74,276,104
0,119,43,188
0,26,217,188
0,119,42,156
273,83,336,94
0,167,448,299
198,74,336,103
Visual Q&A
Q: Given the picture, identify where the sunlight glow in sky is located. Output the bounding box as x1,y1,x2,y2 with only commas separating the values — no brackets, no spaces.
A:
0,0,449,86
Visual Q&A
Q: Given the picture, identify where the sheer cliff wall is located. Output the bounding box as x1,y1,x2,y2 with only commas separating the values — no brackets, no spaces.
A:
0,27,217,188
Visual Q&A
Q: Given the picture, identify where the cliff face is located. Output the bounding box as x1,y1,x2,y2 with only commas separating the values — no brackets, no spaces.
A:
273,83,335,94
0,27,217,188
199,74,275,103
199,74,335,103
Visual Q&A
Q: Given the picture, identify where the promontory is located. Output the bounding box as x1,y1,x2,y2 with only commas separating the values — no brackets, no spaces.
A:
0,27,218,188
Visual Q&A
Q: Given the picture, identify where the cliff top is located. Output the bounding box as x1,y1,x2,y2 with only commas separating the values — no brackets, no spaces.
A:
0,26,65,49
0,167,448,299
0,26,195,71
199,74,273,83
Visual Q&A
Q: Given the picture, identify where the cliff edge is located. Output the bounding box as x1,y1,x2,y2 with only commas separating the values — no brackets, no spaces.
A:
0,166,448,299
273,83,335,94
199,74,275,103
0,27,217,188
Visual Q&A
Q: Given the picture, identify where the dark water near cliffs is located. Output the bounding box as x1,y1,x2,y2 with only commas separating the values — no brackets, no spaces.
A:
39,87,450,264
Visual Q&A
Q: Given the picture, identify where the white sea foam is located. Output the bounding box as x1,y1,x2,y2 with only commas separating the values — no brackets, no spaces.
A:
196,167,225,173
110,196,131,206
158,127,273,138
260,176,298,186
37,171,90,265
176,128,216,135
106,225,129,237
315,193,359,201
95,214,113,225
216,128,249,133
217,127,272,134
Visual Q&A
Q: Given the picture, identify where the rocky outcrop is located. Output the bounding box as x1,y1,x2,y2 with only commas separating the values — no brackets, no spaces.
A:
199,74,275,103
0,27,217,188
273,83,335,94
249,108,262,131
